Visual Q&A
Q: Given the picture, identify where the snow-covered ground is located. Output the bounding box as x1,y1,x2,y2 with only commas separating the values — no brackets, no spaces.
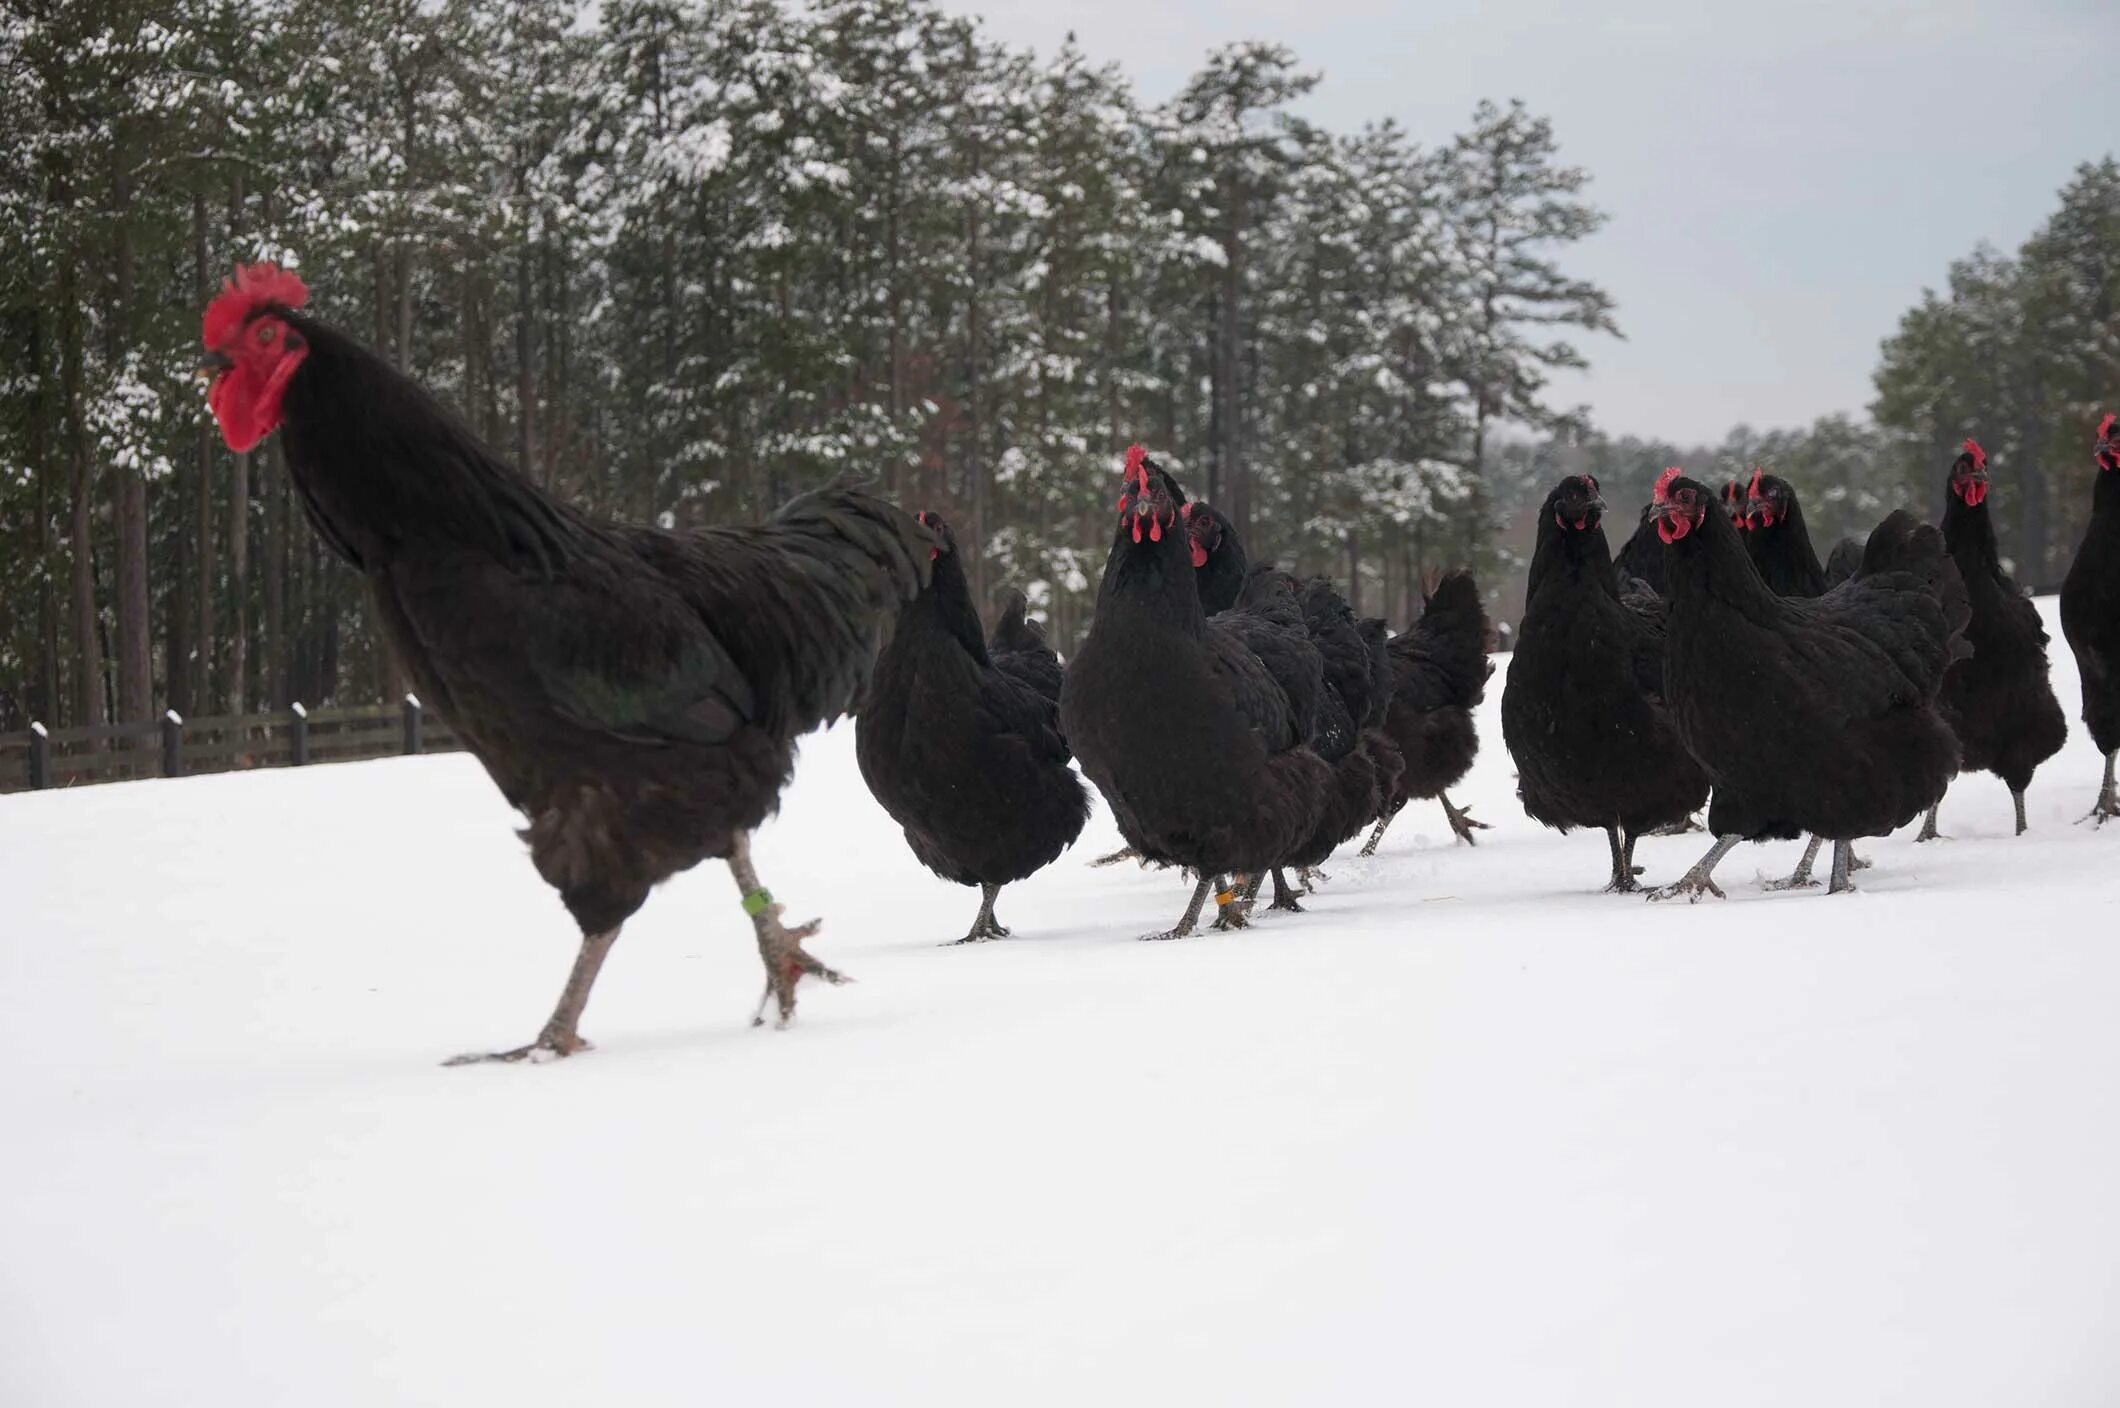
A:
4,598,2118,1406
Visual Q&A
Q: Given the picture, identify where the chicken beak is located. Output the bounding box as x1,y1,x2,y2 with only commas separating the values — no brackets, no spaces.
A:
196,350,234,382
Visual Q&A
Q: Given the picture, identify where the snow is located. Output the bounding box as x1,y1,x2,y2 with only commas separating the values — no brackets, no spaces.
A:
5,598,2120,1406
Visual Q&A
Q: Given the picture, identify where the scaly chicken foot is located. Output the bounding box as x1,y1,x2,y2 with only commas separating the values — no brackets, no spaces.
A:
1915,804,1945,842
1439,793,1490,846
1358,801,1405,858
1266,868,1305,913
1765,836,1824,891
1211,874,1254,930
1602,826,1645,893
2082,751,2119,826
1090,846,1145,868
444,926,619,1066
1649,814,1706,837
1143,875,1217,941
1296,866,1327,892
1647,835,1739,903
729,832,848,1030
947,882,1012,945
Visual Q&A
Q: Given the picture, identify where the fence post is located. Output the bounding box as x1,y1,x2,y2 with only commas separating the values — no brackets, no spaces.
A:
29,721,49,790
161,710,185,778
290,702,309,766
402,694,423,756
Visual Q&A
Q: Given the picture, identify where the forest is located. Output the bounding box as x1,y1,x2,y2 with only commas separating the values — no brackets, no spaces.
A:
1,0,2114,738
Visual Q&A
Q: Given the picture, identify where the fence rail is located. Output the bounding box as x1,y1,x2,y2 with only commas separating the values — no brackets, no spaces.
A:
0,696,462,795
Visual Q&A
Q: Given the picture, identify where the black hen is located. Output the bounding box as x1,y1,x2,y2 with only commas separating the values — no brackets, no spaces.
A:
1738,468,1828,598
1184,501,1387,906
1061,449,1332,938
1921,440,2067,837
199,262,932,1060
1648,470,1968,897
2061,413,2120,824
1362,569,1493,854
1502,474,1710,890
856,513,1090,943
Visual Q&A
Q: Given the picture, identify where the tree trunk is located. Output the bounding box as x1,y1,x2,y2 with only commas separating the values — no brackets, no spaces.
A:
264,441,287,708
516,238,536,475
109,158,152,733
28,305,60,723
193,193,216,711
60,252,101,729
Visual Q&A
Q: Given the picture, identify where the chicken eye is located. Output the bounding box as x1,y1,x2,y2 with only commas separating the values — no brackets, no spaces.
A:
256,321,277,345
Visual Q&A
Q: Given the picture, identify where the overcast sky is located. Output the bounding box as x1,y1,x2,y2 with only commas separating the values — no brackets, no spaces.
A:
940,0,2120,444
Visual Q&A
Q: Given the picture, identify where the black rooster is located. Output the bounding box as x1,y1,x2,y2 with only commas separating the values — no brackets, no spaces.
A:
1502,474,1709,890
1647,470,1967,898
1922,440,2067,838
200,263,932,1061
1060,449,1332,938
856,513,1089,942
2061,413,2120,824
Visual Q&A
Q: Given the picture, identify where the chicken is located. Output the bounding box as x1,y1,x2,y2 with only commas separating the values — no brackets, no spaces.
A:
1823,536,1865,589
1646,469,1967,898
1360,569,1493,855
1738,468,1829,598
1916,440,2068,838
1182,500,1389,910
199,262,932,1060
856,514,1089,943
1615,480,1742,596
1501,474,1710,891
1060,448,1332,938
2060,413,2120,824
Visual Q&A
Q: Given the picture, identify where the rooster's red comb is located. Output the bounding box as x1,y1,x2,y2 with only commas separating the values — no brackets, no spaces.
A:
203,262,309,351
1961,438,1987,471
2098,414,2116,447
1652,467,1684,504
1747,466,1764,498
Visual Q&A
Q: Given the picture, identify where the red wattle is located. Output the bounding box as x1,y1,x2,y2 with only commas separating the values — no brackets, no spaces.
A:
1190,543,1208,568
1131,518,1142,543
1149,518,1162,542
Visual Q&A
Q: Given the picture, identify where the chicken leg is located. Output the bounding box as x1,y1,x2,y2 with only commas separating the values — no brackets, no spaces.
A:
1915,803,1945,842
1211,874,1254,930
730,831,848,1029
1266,868,1305,913
444,925,620,1066
1144,874,1216,941
2084,750,2119,826
1827,838,1859,894
1439,793,1489,845
1647,835,1739,903
1090,846,1143,867
1358,800,1406,857
949,882,1012,945
1765,836,1824,891
2013,789,2029,836
1602,825,1644,893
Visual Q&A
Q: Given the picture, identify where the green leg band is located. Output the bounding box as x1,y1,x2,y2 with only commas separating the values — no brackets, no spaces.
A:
741,888,774,918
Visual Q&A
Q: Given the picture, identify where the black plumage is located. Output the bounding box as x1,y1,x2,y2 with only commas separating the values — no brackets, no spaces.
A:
1501,474,1709,891
207,281,932,1060
2060,414,2120,823
1060,452,1332,938
1650,471,1968,897
1926,443,2067,836
856,514,1090,942
1362,570,1493,854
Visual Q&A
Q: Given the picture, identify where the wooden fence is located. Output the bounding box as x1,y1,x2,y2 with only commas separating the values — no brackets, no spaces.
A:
0,696,462,795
